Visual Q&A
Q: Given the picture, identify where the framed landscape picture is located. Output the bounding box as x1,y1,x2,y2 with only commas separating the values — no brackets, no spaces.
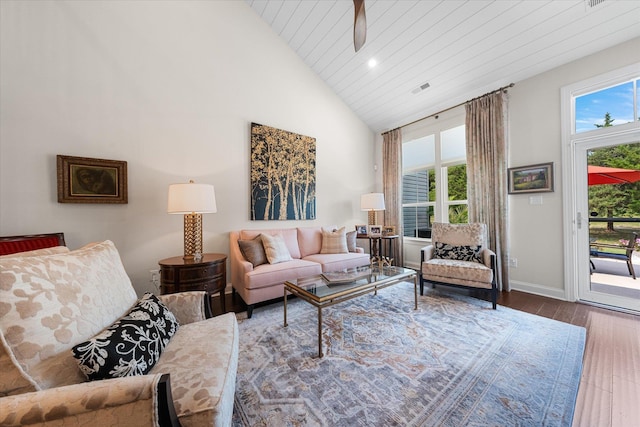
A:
508,162,554,194
57,155,128,204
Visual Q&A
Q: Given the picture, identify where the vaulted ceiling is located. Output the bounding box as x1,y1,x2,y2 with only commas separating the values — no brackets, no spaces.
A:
245,0,640,133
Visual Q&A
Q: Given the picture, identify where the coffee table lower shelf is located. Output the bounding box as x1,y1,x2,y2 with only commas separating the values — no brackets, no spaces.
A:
283,267,417,358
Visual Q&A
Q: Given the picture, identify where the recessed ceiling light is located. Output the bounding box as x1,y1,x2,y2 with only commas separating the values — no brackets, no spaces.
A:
368,58,377,68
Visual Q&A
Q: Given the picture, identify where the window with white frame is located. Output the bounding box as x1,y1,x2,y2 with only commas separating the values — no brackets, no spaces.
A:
402,123,467,239
574,78,639,134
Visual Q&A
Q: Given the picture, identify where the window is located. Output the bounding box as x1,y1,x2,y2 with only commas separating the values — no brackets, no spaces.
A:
402,123,467,239
575,79,639,133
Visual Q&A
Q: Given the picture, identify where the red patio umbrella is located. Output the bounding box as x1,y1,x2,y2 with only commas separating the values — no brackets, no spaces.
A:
587,165,640,185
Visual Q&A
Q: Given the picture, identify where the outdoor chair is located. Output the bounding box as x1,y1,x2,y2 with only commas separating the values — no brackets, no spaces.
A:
420,222,498,309
590,232,638,280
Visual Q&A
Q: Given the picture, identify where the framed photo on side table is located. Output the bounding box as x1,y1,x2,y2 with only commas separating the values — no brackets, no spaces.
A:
382,226,396,237
57,155,128,204
355,224,368,238
368,225,382,237
508,162,554,194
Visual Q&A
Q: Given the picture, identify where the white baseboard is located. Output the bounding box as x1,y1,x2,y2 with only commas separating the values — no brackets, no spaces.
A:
509,280,569,301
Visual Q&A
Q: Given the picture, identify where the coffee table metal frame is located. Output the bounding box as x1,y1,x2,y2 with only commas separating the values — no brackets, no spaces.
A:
283,266,417,358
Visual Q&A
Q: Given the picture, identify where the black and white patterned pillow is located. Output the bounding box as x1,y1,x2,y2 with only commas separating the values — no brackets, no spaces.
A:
72,293,179,381
433,242,482,263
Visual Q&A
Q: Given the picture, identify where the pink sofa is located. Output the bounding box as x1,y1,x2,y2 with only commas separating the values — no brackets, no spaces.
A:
230,226,370,317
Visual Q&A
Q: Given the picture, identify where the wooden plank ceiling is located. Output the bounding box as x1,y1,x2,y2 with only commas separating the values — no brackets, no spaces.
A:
245,0,640,133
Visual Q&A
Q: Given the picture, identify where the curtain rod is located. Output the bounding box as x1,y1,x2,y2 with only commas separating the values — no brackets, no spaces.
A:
382,82,515,135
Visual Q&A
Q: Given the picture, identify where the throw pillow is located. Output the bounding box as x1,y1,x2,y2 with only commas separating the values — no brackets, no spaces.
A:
433,242,482,263
238,235,267,267
346,230,357,252
321,227,348,254
261,233,293,264
72,293,179,381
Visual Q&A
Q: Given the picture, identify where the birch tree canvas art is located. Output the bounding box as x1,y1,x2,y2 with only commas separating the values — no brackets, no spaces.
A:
251,123,316,220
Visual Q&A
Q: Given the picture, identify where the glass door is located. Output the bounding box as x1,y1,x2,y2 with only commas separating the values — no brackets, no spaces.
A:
576,141,640,312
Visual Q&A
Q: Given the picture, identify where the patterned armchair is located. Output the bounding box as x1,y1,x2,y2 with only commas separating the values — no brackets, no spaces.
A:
0,237,238,427
420,222,498,309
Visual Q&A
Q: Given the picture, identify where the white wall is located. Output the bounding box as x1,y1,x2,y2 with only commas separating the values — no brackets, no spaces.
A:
508,37,640,299
0,1,375,295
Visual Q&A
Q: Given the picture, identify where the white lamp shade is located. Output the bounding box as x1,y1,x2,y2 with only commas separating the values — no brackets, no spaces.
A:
361,193,385,211
167,182,217,214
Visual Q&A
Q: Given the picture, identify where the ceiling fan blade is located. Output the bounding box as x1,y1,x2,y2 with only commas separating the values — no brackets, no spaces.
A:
353,0,366,52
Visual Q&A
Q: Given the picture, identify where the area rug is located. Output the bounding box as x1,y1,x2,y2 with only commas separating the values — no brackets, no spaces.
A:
232,284,585,426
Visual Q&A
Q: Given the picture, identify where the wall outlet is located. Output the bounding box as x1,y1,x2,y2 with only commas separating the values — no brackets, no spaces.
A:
150,269,160,290
509,258,518,268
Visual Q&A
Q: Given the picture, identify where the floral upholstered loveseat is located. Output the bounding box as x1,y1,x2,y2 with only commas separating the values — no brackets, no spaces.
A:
0,239,238,427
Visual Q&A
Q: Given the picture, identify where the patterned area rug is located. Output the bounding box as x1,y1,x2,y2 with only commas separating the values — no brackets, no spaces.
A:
232,284,585,426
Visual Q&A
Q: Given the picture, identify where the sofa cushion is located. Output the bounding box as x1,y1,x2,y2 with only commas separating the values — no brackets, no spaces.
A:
72,293,179,381
321,227,348,254
237,235,267,267
244,260,322,290
422,258,493,289
433,242,482,263
303,252,371,272
297,226,323,258
0,240,138,392
150,312,239,426
261,233,293,264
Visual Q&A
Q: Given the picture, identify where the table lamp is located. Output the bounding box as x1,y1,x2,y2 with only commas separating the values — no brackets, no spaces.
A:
168,180,217,261
361,193,385,225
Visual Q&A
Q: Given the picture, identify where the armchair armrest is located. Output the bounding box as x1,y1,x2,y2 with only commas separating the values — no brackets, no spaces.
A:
0,374,179,427
480,248,497,269
158,291,211,324
420,245,434,262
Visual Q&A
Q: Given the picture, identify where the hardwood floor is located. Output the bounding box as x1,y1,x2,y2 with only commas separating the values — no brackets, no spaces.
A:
213,288,640,427
496,291,640,427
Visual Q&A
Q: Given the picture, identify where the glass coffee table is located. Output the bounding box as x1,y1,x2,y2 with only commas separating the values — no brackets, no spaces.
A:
283,265,417,358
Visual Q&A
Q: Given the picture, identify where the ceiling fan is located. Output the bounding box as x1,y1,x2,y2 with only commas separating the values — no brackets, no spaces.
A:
353,0,366,52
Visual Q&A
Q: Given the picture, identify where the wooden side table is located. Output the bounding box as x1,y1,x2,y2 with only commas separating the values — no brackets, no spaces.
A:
158,253,227,314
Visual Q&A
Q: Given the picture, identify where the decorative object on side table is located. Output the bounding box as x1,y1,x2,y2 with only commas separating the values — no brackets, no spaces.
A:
382,225,396,237
368,225,382,237
167,180,217,261
57,155,128,204
355,224,368,238
158,253,227,313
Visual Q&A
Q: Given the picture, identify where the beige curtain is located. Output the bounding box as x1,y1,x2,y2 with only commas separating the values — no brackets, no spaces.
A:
465,91,510,291
382,128,403,267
